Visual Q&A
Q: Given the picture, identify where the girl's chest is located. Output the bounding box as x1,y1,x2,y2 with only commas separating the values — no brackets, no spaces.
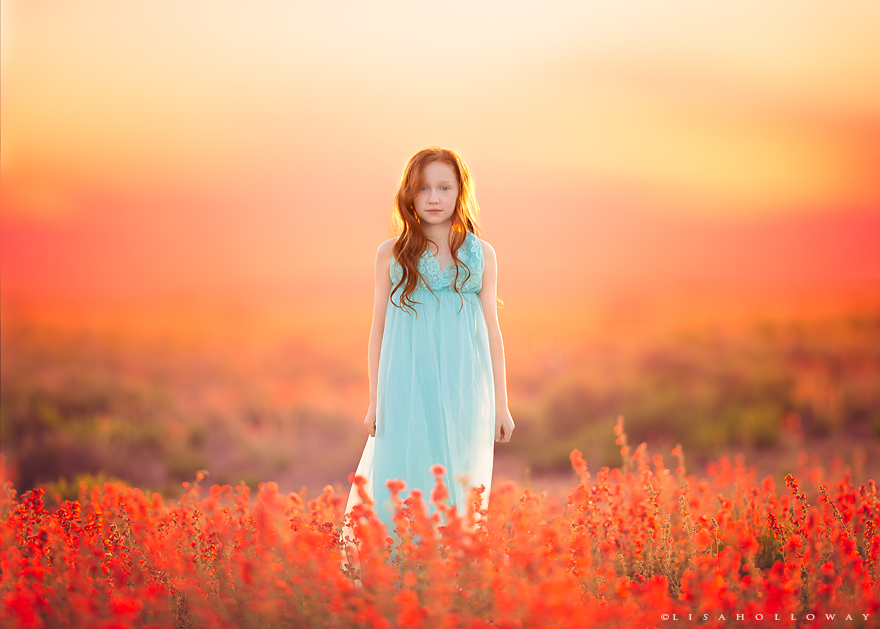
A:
426,246,454,269
389,235,482,292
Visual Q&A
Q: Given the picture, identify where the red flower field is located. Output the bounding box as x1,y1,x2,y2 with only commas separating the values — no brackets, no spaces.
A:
2,419,877,628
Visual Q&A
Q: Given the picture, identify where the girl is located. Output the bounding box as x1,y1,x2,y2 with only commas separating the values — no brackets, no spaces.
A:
345,146,514,535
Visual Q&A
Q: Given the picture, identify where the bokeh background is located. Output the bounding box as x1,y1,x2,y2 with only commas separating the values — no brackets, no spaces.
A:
2,0,879,500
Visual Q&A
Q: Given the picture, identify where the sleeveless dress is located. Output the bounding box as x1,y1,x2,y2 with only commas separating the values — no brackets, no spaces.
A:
345,231,495,534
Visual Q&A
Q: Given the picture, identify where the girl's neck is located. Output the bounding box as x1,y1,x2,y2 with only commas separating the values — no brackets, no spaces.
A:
421,223,452,253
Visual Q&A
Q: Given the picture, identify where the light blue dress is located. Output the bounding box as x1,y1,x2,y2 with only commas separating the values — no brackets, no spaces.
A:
345,231,495,534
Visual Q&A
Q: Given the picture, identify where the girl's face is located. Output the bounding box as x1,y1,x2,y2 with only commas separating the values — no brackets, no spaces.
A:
413,160,459,228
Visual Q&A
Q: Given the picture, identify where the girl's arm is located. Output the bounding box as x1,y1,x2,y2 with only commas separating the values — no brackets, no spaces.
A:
478,240,515,443
364,239,394,436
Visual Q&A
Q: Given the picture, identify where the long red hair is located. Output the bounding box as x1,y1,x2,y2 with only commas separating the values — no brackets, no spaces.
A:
390,147,481,314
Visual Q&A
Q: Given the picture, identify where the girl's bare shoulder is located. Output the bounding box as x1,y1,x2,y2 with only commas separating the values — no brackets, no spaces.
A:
377,237,397,253
375,237,397,265
476,237,497,260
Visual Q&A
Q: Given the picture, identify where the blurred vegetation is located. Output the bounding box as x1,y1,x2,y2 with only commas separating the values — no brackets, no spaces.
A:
0,323,365,499
1,312,878,499
506,312,880,475
41,471,131,503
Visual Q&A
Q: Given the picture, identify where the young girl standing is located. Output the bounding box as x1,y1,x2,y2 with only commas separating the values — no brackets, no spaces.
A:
346,146,514,534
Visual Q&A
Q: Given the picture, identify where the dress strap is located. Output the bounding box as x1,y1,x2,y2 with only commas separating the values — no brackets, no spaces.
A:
464,232,484,277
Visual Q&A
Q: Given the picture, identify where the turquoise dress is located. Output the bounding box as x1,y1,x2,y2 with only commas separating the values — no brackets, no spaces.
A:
345,231,495,534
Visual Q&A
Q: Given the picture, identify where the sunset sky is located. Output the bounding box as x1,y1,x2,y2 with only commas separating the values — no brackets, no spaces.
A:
2,0,879,347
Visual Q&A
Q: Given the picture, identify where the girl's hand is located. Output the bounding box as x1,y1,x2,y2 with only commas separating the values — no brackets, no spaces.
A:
495,409,515,443
363,405,377,437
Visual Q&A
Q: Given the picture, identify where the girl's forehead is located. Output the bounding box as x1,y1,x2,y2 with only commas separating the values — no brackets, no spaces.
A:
421,160,458,181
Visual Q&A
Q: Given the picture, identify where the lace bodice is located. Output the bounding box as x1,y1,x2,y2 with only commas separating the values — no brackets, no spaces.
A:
390,231,484,293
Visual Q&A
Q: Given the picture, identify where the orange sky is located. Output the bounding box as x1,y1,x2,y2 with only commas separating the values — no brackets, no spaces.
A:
2,0,879,345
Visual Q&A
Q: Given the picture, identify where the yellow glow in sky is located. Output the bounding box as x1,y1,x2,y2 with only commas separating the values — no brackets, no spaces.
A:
2,0,879,220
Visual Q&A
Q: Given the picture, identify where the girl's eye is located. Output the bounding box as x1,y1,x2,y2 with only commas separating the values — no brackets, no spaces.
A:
441,187,449,191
